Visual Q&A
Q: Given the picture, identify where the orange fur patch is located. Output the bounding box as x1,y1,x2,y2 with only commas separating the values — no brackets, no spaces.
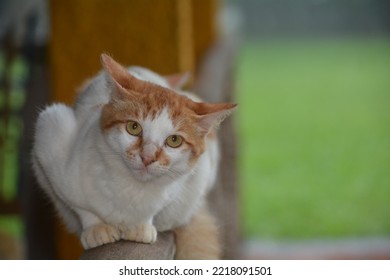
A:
174,202,221,260
155,148,170,166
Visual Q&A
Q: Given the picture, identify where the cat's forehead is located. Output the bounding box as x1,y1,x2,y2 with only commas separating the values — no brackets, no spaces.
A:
142,107,175,142
134,88,194,122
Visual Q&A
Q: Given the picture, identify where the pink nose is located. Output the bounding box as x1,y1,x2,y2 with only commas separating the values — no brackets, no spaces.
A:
141,143,158,166
141,155,156,166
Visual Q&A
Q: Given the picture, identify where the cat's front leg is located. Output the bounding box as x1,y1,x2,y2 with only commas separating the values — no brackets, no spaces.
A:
119,220,157,244
81,223,121,249
77,209,121,249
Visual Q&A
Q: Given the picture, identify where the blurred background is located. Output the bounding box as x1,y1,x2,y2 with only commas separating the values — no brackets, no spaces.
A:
0,0,389,259
230,0,390,258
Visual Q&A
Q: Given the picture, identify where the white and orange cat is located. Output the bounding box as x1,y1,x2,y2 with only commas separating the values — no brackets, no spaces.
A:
32,54,235,259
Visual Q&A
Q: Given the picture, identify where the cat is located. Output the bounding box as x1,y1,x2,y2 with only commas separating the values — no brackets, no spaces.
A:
32,54,236,259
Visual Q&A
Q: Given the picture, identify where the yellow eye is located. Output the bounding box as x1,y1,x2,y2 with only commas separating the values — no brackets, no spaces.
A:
126,121,142,136
166,135,183,148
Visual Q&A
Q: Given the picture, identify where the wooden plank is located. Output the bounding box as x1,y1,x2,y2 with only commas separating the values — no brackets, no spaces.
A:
191,0,219,68
49,0,194,104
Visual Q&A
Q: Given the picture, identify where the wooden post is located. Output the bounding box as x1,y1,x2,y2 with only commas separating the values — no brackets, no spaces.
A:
191,0,219,68
194,38,240,259
49,0,194,104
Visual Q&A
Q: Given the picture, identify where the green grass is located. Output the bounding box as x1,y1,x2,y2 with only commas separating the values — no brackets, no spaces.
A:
238,38,390,239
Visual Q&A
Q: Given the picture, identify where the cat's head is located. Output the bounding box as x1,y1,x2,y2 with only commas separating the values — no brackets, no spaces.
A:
99,54,236,182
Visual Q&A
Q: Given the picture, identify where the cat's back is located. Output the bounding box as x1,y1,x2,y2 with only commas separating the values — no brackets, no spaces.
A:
32,103,78,196
33,103,77,160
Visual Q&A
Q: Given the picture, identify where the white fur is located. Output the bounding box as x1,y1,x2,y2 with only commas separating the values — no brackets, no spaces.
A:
32,67,220,249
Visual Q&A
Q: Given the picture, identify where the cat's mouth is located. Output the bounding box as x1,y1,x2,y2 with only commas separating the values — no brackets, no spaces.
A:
122,156,167,182
130,166,150,180
130,164,163,182
139,165,150,176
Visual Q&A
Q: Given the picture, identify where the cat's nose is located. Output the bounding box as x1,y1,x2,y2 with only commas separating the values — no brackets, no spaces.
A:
141,143,158,166
141,155,156,166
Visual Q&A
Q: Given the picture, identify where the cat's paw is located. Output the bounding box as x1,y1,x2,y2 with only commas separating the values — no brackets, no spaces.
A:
120,224,157,244
80,224,120,249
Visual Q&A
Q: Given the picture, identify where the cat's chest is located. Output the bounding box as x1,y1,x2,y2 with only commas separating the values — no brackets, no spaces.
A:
88,165,158,204
84,162,178,222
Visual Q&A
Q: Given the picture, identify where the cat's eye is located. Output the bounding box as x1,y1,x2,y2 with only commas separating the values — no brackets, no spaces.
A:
166,135,183,148
126,121,142,136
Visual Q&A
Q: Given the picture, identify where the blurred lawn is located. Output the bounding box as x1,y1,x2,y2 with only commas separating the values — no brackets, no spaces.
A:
237,38,390,239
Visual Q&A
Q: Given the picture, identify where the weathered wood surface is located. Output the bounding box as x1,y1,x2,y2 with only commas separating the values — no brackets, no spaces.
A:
80,232,175,260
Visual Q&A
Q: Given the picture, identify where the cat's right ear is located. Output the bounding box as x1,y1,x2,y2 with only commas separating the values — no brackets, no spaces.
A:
101,54,130,88
100,54,138,100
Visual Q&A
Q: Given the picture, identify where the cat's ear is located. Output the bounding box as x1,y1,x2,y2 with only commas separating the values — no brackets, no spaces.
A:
100,53,140,100
164,72,191,90
194,102,237,134
101,54,131,89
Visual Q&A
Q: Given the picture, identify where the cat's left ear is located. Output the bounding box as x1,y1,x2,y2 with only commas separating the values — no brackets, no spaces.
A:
164,72,191,90
195,102,237,134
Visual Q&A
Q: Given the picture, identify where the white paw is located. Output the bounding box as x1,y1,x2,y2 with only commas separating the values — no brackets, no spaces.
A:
120,224,157,244
81,224,120,249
